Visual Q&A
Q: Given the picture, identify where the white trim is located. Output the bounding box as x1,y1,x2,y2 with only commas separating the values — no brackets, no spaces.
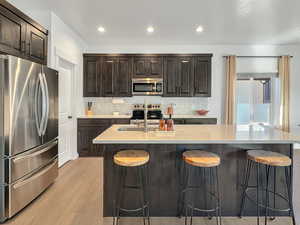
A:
54,48,79,160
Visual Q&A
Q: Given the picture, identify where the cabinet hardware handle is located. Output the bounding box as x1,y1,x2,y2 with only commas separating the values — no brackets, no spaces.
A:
106,61,113,63
21,41,26,53
182,60,189,63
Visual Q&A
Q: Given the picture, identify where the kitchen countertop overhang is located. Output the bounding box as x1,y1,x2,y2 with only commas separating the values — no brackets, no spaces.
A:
93,124,300,144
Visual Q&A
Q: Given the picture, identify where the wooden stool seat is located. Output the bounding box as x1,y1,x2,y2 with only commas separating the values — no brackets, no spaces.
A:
114,150,149,167
247,150,291,167
183,150,220,167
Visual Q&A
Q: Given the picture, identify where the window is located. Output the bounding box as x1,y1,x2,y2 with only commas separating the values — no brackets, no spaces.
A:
236,73,278,125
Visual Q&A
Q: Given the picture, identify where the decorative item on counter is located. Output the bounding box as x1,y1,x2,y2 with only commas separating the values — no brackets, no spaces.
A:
166,119,174,131
86,102,93,116
166,104,174,119
159,119,165,131
196,109,209,116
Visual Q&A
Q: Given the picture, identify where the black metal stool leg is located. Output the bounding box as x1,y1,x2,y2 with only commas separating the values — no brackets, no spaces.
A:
115,166,126,225
270,167,276,221
239,159,252,217
265,165,270,225
285,166,296,225
137,167,146,225
112,163,118,225
256,162,260,225
144,165,150,225
215,166,222,225
209,167,213,220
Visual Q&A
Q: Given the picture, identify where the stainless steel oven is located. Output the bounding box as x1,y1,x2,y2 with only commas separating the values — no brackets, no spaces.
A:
132,78,163,96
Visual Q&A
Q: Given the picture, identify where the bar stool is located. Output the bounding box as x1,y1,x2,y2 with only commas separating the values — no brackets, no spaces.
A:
179,150,222,225
239,150,295,225
113,150,150,225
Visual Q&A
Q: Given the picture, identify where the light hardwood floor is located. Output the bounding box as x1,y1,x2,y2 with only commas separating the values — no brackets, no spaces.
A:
3,158,293,225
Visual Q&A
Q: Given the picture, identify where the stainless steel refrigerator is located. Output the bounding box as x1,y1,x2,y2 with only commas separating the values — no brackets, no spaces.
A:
0,55,58,222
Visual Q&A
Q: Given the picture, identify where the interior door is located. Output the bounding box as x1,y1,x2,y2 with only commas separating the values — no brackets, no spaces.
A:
56,59,73,167
42,66,58,144
5,56,42,156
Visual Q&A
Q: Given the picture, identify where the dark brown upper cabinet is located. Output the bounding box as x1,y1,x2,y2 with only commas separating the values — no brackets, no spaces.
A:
83,56,100,97
193,56,212,97
163,56,193,97
26,24,47,65
163,57,178,96
0,2,48,65
101,56,132,97
83,54,212,97
0,5,26,57
177,57,193,97
117,57,132,96
133,56,163,78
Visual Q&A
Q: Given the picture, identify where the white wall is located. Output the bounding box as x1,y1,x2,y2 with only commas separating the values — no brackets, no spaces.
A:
48,12,87,116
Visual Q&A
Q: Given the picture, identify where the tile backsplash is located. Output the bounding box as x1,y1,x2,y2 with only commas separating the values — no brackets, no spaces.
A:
83,96,209,115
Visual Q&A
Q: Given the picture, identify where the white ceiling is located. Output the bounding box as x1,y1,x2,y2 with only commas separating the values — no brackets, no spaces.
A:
10,0,300,45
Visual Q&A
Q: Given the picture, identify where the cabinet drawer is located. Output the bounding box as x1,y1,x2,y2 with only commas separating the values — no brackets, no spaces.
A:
184,118,217,124
78,119,111,127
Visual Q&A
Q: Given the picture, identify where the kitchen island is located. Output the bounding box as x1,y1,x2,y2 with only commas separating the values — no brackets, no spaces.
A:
93,124,300,217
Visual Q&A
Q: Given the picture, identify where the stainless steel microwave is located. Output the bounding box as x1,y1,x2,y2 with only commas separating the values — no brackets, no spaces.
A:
132,78,163,96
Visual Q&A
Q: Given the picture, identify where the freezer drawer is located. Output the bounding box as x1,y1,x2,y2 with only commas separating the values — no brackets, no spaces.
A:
8,158,58,217
9,140,58,183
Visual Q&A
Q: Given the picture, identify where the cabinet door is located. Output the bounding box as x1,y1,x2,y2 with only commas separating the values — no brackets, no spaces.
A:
26,24,47,65
116,57,132,97
0,6,26,57
133,56,163,78
83,56,100,97
178,57,193,97
194,57,211,97
102,57,117,97
163,57,179,97
133,57,147,77
77,126,107,157
148,57,163,77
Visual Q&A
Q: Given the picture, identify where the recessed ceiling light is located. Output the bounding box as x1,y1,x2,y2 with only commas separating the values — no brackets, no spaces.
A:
196,26,204,33
98,26,105,33
147,26,154,33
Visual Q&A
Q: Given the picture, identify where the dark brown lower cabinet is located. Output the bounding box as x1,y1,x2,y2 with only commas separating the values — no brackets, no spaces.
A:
77,118,130,157
174,118,217,125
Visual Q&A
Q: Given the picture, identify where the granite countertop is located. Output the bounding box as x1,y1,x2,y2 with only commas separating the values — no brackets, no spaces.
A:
93,124,300,144
78,114,217,119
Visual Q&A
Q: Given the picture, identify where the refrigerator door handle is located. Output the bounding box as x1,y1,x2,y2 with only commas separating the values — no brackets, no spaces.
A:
34,74,44,137
41,73,49,136
39,73,48,137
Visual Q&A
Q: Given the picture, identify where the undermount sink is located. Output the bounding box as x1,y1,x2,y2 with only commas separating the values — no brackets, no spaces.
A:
117,126,157,132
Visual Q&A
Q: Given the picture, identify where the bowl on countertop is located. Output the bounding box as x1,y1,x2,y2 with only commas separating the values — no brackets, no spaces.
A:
195,109,209,116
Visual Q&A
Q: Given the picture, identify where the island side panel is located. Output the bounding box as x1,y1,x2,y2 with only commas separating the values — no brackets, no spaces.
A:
102,143,293,217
